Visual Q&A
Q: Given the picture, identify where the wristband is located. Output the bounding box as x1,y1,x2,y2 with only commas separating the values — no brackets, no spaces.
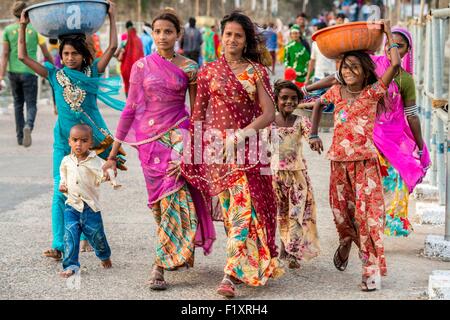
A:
309,134,319,139
388,43,400,51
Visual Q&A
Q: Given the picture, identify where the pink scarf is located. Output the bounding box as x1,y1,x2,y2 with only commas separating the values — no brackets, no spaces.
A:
372,27,430,193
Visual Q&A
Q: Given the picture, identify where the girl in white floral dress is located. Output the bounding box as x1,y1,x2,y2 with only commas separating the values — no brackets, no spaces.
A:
271,80,320,269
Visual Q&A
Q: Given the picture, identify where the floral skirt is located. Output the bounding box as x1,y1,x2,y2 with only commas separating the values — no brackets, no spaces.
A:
273,170,320,264
148,130,198,270
378,154,412,237
218,174,283,286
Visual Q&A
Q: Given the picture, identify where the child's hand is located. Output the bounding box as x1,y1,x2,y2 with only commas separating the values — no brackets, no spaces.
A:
19,11,29,26
59,184,68,193
309,137,323,154
381,19,391,35
107,1,116,18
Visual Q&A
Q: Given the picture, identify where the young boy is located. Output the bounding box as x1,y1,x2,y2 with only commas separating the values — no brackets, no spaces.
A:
59,124,112,278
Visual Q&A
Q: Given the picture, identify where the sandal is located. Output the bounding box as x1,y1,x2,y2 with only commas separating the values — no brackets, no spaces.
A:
217,278,236,298
333,243,350,271
43,249,62,261
288,257,301,269
361,274,379,292
148,266,167,291
230,275,243,285
360,280,377,292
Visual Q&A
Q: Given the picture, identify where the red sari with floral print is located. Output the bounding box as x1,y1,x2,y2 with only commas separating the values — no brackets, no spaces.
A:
181,55,278,258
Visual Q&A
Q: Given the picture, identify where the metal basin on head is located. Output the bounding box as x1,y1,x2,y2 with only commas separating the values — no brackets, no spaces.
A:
25,0,109,38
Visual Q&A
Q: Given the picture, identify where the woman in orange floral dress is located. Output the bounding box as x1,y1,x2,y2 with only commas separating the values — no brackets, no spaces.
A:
181,11,283,298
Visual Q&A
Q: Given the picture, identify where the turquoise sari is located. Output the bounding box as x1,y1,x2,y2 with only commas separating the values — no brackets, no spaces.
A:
45,59,124,252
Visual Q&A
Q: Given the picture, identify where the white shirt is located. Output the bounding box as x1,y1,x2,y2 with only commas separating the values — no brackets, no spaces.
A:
310,41,336,79
59,151,106,213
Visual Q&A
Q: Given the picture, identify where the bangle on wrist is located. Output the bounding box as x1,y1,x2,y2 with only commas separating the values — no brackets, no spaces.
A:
388,43,400,51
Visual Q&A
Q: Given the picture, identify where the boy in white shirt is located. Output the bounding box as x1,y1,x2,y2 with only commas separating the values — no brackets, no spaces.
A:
59,124,112,277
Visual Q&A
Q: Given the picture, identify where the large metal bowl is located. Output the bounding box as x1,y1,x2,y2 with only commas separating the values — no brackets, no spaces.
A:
25,0,109,38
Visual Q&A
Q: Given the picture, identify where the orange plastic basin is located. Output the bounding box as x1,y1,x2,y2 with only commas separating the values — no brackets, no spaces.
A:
312,22,384,59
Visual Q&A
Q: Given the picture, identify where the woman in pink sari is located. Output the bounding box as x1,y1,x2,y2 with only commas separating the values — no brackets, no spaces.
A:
372,27,430,237
181,11,283,298
103,10,215,290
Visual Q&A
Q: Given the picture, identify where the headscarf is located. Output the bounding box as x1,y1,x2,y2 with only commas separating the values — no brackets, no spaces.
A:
389,26,414,75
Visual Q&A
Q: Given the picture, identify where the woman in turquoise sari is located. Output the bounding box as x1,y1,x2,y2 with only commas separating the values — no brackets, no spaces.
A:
18,2,124,259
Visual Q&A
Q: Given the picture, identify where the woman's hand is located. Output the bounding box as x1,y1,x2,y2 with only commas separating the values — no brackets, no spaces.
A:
102,159,117,181
309,137,323,154
381,19,392,36
167,160,182,181
20,10,29,26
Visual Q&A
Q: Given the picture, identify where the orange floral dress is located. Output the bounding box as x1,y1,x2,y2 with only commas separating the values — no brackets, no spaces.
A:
217,64,283,286
320,81,388,284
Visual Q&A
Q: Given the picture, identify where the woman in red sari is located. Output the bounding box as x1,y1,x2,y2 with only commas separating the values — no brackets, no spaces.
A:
118,21,143,96
181,11,283,298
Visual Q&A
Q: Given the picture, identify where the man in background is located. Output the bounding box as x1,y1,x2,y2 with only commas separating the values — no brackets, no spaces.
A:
0,1,53,147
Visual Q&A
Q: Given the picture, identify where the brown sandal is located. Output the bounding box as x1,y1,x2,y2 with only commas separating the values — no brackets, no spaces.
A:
148,266,167,291
43,249,62,261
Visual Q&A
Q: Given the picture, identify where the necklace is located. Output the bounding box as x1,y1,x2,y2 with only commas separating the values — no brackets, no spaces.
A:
225,56,245,64
157,51,177,62
346,86,363,94
56,66,92,112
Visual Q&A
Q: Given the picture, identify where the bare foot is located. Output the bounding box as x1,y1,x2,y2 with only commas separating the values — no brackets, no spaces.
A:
101,259,112,269
80,240,93,252
43,248,62,261
59,270,75,278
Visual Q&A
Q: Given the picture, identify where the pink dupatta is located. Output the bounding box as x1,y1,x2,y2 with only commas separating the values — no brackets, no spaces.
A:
372,27,430,193
115,53,215,254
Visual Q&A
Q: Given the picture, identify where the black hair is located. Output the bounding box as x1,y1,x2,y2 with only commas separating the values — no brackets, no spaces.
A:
125,20,133,29
220,11,264,64
315,22,327,30
189,17,196,28
274,80,303,104
338,51,387,114
152,10,182,34
70,124,93,137
58,34,93,70
49,38,58,45
392,31,410,49
336,13,347,20
296,12,308,19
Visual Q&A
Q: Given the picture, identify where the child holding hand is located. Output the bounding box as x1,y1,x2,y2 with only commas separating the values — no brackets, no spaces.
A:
59,124,115,277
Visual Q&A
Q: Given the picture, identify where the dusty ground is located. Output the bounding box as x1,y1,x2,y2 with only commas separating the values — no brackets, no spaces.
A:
0,71,448,300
